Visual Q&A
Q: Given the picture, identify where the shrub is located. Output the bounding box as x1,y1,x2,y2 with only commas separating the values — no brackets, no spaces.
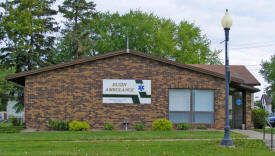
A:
9,117,22,126
0,122,13,128
104,123,114,131
69,121,90,131
176,123,190,130
0,126,24,133
251,108,269,129
48,119,69,131
0,122,24,133
196,125,207,130
152,118,172,131
134,124,146,131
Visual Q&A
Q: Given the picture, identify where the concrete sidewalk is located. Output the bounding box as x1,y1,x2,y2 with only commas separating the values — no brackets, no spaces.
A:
232,129,275,151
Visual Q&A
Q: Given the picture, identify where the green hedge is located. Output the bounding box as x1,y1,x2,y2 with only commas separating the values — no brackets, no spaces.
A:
176,123,190,130
134,124,146,131
0,122,24,133
104,124,115,131
251,108,269,129
196,125,207,130
48,119,69,131
8,117,22,126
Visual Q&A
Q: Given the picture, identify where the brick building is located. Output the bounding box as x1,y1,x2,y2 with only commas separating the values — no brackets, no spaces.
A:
6,50,260,130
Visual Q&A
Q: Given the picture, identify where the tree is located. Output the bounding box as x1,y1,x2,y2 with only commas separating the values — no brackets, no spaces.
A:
0,0,59,112
254,100,263,109
0,67,15,111
58,0,96,59
260,55,275,112
0,0,58,71
175,21,221,64
89,11,221,64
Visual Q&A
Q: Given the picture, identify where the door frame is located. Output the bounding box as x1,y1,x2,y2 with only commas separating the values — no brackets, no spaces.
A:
229,90,245,129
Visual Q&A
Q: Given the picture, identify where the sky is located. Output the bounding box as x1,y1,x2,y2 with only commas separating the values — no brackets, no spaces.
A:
1,0,274,100
89,0,275,100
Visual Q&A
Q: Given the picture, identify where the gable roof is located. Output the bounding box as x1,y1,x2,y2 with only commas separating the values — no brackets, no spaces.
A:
188,64,260,85
5,49,260,92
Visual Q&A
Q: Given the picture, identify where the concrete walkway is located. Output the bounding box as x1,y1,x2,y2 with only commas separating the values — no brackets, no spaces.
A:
232,129,275,151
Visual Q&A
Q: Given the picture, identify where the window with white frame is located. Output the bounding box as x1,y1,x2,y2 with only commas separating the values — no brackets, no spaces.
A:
169,89,214,124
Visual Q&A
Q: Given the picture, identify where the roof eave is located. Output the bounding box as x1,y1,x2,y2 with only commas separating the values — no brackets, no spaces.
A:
239,84,260,93
6,49,254,87
5,50,127,82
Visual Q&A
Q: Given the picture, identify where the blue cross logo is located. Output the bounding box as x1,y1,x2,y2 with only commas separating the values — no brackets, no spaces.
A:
138,85,144,91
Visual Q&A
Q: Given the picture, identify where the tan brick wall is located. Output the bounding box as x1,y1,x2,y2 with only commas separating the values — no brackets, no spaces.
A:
24,54,227,130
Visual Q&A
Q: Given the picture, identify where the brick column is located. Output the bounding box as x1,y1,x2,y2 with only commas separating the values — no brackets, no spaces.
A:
245,92,252,129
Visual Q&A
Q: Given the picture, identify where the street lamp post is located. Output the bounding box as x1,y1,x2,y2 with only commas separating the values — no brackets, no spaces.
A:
220,9,234,146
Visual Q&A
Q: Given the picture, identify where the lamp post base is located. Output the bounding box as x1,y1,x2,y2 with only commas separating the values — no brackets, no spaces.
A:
221,138,233,146
221,126,234,146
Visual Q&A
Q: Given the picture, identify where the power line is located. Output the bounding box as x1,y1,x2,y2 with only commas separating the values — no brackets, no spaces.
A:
231,43,275,50
245,64,261,66
231,40,275,47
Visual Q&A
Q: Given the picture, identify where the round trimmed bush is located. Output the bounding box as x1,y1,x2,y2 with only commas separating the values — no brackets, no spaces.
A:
69,121,90,131
134,124,146,131
176,123,190,130
104,123,115,131
152,118,172,131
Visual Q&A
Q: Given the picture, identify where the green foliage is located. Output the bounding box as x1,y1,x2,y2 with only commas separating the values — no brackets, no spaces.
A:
0,67,15,111
0,122,24,133
0,0,58,112
8,117,22,126
134,124,146,131
0,0,58,70
69,121,90,131
104,123,115,131
251,108,269,129
59,0,96,25
176,123,190,130
89,10,221,64
260,55,275,111
196,125,207,130
152,118,173,131
57,0,96,60
174,21,221,64
254,100,263,109
48,119,69,131
57,10,221,64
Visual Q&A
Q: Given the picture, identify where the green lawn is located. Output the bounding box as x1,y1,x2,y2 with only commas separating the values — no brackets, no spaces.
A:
0,130,273,155
0,130,245,141
0,139,273,156
254,128,275,134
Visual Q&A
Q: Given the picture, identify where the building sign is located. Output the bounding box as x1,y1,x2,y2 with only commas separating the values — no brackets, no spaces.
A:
103,79,151,104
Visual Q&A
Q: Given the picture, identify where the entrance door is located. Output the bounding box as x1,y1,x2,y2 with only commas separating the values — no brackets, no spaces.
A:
229,92,244,129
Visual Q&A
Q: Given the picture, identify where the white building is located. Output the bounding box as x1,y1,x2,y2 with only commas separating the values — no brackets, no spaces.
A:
6,100,24,120
261,94,273,114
